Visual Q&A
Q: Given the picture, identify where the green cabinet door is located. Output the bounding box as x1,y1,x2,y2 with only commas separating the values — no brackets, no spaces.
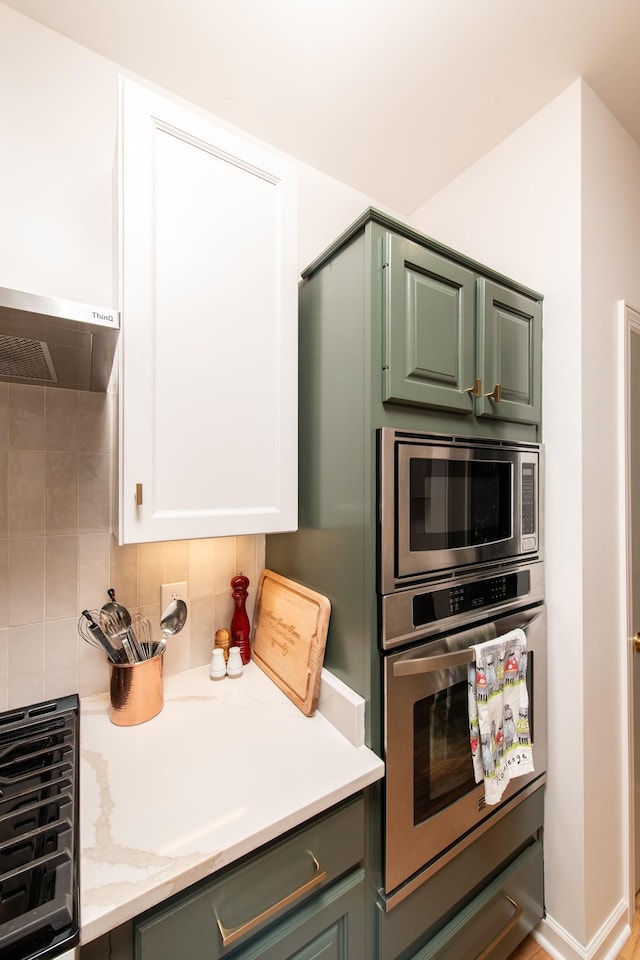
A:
476,279,542,425
231,869,365,960
383,235,476,414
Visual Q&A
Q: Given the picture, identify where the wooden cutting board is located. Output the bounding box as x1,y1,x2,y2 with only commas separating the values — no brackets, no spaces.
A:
252,570,331,717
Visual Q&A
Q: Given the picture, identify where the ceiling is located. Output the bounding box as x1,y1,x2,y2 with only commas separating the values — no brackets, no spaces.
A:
3,0,640,214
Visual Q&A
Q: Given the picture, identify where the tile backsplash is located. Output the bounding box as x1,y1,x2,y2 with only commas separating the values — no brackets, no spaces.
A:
0,381,264,709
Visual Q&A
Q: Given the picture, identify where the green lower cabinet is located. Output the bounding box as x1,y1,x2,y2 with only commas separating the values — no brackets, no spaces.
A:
227,868,365,960
404,842,543,960
130,868,364,960
84,871,365,960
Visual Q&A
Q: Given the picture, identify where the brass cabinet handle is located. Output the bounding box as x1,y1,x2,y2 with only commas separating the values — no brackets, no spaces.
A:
465,378,482,398
215,852,327,947
135,483,143,506
484,383,503,402
632,632,640,652
473,895,524,960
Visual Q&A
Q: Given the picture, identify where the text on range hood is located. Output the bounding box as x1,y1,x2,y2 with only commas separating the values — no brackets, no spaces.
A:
0,286,120,392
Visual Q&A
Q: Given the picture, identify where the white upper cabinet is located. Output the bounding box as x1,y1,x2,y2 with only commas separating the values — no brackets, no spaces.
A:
117,78,298,544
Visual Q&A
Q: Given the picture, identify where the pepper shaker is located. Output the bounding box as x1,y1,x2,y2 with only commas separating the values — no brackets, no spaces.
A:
230,574,251,665
214,627,232,663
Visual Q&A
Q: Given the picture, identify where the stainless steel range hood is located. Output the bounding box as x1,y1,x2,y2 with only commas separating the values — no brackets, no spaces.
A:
0,286,120,392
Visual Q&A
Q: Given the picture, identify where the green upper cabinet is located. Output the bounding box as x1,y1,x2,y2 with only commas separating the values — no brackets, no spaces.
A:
383,235,476,414
475,279,542,425
381,230,542,429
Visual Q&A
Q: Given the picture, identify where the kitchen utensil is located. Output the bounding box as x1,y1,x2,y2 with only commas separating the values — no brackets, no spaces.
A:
252,570,330,717
78,610,122,663
130,613,154,659
102,587,130,623
156,598,188,655
99,607,136,664
100,589,146,662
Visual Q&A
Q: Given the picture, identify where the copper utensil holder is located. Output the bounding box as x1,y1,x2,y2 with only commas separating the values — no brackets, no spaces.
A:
109,647,164,725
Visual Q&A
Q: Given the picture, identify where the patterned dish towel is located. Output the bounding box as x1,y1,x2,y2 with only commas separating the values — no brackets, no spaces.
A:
468,628,534,805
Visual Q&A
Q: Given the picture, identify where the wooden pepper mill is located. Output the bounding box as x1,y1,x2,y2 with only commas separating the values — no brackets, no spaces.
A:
214,627,231,663
230,573,251,665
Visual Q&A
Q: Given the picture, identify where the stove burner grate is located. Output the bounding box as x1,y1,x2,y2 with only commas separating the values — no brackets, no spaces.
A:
0,694,79,960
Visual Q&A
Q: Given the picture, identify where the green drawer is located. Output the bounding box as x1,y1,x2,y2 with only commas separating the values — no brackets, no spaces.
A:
228,868,365,960
134,795,364,960
410,840,543,960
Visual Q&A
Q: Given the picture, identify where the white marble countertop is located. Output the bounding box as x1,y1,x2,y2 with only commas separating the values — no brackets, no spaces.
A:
79,662,384,945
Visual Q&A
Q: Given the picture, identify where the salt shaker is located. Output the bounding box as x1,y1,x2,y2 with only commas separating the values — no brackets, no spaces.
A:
210,647,226,681
226,645,244,678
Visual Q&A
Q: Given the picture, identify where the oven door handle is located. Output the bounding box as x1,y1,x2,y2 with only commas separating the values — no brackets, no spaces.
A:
393,648,475,676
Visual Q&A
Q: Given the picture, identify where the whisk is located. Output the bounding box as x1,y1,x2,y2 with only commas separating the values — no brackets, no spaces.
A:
79,607,157,663
78,610,123,663
98,605,139,662
129,614,155,659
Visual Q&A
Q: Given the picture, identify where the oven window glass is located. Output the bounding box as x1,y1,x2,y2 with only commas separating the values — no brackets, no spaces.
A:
414,679,476,824
409,458,512,551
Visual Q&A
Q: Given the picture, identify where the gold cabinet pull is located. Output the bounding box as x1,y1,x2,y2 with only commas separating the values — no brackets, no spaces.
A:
215,852,327,947
465,378,482,399
484,383,503,402
473,895,524,960
632,632,640,653
135,483,143,506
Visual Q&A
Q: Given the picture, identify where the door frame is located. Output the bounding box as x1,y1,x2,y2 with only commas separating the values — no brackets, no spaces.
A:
620,300,640,917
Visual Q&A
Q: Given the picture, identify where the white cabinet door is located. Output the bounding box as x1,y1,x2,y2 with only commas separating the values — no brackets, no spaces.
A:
117,78,297,544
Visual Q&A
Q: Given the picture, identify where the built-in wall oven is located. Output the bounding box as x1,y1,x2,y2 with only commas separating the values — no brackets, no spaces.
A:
382,567,546,899
377,428,546,908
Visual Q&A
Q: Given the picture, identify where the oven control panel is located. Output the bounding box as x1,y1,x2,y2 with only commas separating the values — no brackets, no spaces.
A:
521,462,536,536
413,570,531,628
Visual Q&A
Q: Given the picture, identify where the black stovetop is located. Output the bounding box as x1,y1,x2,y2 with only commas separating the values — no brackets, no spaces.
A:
0,694,79,960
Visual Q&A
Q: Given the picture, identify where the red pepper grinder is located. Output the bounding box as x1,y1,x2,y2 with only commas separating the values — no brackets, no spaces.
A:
230,573,251,665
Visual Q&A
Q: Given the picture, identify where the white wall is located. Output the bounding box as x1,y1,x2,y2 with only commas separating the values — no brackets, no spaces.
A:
580,82,640,933
411,80,640,955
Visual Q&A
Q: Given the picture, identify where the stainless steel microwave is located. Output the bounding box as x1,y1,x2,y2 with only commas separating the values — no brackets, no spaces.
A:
378,429,543,594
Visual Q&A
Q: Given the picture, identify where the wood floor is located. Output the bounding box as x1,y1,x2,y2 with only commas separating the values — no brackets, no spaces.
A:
507,896,640,960
507,936,550,960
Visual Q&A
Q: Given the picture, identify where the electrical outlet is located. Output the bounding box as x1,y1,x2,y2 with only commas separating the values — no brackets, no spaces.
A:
161,581,188,611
